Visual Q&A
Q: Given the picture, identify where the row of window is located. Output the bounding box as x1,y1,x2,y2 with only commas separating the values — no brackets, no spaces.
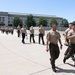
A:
0,17,62,26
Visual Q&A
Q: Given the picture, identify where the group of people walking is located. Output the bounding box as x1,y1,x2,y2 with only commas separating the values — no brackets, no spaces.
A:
1,23,75,73
17,23,75,72
46,23,75,72
17,25,45,44
63,23,75,63
0,26,14,35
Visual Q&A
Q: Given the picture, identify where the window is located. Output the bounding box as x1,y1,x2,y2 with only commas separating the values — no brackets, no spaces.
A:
8,17,11,23
1,17,4,22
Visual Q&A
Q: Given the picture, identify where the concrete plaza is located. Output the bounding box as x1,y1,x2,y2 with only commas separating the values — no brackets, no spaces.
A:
0,30,75,75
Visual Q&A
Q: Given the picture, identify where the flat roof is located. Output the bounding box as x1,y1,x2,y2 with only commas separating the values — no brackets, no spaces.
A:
8,12,56,17
0,11,63,19
8,12,62,19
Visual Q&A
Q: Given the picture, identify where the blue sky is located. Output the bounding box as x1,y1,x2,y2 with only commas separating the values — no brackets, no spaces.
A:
0,0,75,22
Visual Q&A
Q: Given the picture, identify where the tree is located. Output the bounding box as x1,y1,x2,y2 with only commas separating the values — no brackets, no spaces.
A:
0,22,5,26
12,16,23,27
72,21,75,25
37,17,48,26
60,19,69,27
50,17,58,27
25,14,36,29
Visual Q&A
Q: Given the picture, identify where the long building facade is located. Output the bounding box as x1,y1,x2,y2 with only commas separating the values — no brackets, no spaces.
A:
0,11,63,27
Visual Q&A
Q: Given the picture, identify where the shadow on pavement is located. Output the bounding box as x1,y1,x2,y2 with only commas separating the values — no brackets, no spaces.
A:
67,63,75,67
56,66,75,74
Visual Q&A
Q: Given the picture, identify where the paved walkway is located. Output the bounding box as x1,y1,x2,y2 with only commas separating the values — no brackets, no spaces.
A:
0,30,75,75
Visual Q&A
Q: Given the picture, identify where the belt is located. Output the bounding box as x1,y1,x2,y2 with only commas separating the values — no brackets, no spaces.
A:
50,42,58,45
50,42,58,46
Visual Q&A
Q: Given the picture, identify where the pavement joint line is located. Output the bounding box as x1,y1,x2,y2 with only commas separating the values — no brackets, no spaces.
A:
29,61,74,75
29,68,51,75
0,42,49,68
0,32,74,75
